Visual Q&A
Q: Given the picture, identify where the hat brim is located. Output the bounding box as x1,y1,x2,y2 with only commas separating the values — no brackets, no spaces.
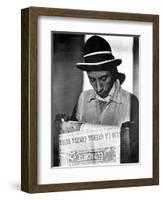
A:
76,59,125,84
76,59,122,71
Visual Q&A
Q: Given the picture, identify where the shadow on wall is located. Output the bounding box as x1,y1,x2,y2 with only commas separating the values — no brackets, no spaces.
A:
51,33,84,166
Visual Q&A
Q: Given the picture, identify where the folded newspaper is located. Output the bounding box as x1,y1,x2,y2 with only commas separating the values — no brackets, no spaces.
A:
59,121,120,167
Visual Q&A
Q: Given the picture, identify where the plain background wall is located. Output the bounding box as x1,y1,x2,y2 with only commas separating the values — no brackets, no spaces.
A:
0,0,162,199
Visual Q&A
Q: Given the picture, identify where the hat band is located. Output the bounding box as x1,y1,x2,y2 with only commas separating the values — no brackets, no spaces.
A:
84,53,114,63
84,51,112,57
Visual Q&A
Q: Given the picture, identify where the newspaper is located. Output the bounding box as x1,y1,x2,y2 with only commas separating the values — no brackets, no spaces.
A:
59,122,120,167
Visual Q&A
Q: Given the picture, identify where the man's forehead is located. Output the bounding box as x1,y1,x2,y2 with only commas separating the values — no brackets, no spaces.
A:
87,70,111,77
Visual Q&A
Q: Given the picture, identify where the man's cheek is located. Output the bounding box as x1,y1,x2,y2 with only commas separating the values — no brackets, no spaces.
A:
91,83,96,90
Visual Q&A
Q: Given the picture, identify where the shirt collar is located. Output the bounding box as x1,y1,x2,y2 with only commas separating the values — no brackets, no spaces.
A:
88,79,122,104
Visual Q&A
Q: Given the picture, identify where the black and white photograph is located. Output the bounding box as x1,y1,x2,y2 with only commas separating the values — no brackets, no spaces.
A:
52,33,139,167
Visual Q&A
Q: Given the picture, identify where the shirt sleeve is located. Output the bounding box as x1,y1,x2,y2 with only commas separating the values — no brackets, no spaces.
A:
70,91,86,121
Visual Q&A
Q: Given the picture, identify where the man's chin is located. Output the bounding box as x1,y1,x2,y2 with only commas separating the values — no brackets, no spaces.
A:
97,93,108,99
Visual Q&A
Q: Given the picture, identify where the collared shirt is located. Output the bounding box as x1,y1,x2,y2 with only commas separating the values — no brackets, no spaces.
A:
75,79,139,126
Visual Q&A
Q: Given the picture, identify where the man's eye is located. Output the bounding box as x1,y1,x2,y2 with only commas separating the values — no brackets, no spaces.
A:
90,78,95,83
101,77,107,81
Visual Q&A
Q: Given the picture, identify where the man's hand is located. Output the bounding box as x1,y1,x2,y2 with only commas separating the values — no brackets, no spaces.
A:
55,114,82,133
55,114,70,122
60,121,81,133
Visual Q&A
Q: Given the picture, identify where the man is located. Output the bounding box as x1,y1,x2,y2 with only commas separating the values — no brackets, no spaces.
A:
56,35,139,163
71,35,139,126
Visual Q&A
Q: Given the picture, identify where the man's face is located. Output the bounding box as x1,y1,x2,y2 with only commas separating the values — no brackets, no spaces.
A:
87,70,115,98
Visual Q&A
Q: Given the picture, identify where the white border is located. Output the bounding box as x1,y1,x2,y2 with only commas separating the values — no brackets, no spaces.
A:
37,16,153,184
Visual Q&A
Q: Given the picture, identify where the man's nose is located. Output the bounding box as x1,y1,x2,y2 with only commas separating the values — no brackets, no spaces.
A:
96,81,103,93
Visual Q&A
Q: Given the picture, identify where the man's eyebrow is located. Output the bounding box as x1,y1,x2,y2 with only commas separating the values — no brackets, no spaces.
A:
99,75,108,78
88,76,95,79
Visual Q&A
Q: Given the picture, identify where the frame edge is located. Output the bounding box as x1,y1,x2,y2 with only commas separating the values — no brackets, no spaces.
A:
152,15,159,185
21,7,38,193
21,7,30,192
